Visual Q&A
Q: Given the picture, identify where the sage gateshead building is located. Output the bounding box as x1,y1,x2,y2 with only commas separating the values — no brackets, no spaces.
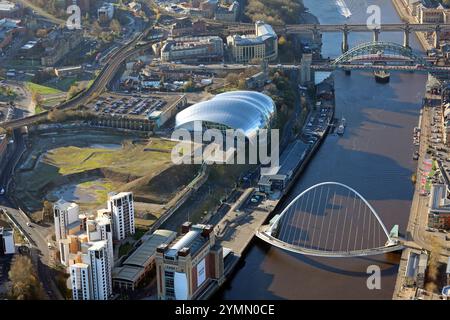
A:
174,91,276,140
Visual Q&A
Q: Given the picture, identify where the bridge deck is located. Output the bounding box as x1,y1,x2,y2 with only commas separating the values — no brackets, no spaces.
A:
256,230,405,258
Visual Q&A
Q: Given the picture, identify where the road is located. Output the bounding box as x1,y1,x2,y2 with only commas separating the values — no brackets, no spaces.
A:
223,21,450,34
408,98,450,253
0,130,63,300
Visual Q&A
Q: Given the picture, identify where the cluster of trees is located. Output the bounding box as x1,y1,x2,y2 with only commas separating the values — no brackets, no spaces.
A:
67,83,84,100
225,73,246,90
245,0,304,25
8,255,45,300
32,71,53,85
425,236,443,293
91,19,122,43
266,70,296,129
29,0,66,17
224,66,261,90
31,91,44,114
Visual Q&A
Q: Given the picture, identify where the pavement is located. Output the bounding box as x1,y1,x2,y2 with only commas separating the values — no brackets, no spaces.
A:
393,93,449,299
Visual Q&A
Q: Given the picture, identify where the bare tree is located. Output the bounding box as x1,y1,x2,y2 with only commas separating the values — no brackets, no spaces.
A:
8,255,45,300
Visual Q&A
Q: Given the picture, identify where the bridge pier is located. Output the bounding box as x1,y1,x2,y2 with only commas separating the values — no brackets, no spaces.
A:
434,27,441,49
372,29,380,42
403,29,410,48
341,30,349,53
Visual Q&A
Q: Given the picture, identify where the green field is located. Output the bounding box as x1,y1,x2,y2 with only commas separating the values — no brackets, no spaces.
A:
44,140,176,177
26,82,63,95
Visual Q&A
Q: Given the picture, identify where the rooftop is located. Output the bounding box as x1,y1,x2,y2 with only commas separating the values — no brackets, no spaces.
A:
108,192,132,201
175,91,276,138
54,199,79,211
0,1,18,12
123,229,176,268
113,265,142,283
261,140,308,178
165,224,212,258
87,240,107,252
429,184,450,213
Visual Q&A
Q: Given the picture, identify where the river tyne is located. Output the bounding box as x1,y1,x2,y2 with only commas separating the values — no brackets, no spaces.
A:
216,0,429,299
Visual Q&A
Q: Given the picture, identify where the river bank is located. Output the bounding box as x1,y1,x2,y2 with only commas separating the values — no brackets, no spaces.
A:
391,0,433,51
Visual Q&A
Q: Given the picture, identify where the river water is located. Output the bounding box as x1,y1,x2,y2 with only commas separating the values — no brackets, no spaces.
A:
217,0,428,299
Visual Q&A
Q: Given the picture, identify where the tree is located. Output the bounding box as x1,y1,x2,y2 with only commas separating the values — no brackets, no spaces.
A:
8,255,45,300
278,35,287,46
425,236,443,292
225,73,239,86
47,109,67,122
92,21,102,37
42,200,53,222
110,19,122,34
35,29,48,38
237,79,247,90
31,91,43,113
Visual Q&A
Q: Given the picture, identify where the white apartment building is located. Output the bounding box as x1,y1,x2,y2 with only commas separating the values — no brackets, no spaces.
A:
70,263,91,300
87,216,114,266
69,240,113,300
86,240,113,300
98,2,114,22
54,200,80,242
227,21,278,63
0,227,14,255
107,192,135,241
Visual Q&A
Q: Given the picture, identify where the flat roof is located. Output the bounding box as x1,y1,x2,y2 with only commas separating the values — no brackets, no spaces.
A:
109,192,132,200
123,229,176,267
430,184,450,213
165,225,211,258
0,1,17,12
113,230,176,284
54,199,79,211
87,240,107,251
261,140,308,177
113,265,142,283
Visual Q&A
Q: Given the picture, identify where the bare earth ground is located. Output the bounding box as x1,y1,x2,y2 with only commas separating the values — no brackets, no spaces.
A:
13,129,198,229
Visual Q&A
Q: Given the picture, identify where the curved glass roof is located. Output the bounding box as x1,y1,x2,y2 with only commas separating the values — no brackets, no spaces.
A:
175,91,276,137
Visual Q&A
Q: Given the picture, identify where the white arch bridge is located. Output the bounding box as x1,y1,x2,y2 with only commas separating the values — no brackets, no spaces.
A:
256,182,405,258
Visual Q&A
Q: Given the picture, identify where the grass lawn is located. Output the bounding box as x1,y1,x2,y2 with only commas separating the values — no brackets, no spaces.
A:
43,139,177,177
35,104,45,114
26,82,63,95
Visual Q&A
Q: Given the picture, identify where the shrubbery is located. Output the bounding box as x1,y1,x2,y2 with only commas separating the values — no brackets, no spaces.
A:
245,0,304,25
